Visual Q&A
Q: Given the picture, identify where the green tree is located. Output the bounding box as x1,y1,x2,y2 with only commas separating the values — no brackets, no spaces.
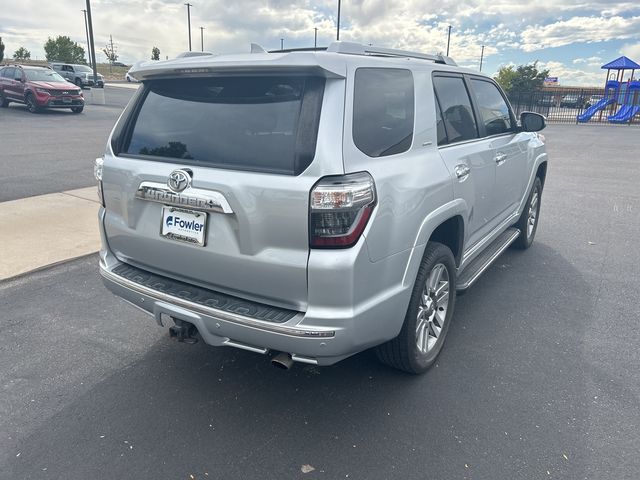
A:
494,62,550,94
13,46,31,60
0,37,5,63
151,46,160,61
103,44,118,63
44,36,86,63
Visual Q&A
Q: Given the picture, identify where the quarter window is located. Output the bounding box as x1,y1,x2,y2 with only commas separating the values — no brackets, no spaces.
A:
353,68,414,157
470,79,513,136
433,76,478,144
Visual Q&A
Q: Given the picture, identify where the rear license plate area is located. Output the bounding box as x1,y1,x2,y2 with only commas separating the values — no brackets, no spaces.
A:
160,207,207,246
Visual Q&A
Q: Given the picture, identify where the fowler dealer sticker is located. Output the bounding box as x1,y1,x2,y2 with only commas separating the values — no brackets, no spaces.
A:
161,207,207,246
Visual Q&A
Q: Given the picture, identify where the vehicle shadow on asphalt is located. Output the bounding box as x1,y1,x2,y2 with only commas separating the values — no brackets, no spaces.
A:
4,243,601,480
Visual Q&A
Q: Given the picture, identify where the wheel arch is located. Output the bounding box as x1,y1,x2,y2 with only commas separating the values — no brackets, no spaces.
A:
401,199,468,289
536,161,547,188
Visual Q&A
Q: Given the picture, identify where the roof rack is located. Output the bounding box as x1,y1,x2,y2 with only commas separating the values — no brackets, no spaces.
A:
327,41,457,66
267,47,328,54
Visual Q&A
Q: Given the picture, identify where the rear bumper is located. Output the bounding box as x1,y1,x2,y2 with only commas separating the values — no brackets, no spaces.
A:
98,212,413,366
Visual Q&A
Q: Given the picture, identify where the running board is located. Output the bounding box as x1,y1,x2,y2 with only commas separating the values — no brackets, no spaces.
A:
456,228,520,291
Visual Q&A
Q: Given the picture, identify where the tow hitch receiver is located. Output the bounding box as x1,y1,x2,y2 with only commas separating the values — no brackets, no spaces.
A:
169,318,199,344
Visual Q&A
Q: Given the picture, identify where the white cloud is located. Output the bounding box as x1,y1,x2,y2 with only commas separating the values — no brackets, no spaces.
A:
521,16,640,52
620,43,640,63
538,60,605,86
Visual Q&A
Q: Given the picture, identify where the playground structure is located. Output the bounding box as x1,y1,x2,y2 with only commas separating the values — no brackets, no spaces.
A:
577,56,640,124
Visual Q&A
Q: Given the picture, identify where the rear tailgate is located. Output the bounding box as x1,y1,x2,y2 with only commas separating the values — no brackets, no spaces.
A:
102,72,344,310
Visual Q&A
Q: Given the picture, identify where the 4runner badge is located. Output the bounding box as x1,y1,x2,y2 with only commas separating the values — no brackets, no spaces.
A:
167,170,191,192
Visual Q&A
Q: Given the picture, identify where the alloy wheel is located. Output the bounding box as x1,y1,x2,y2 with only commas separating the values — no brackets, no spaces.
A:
415,263,450,354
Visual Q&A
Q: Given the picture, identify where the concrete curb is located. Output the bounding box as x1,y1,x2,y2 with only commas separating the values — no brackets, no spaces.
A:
0,187,101,280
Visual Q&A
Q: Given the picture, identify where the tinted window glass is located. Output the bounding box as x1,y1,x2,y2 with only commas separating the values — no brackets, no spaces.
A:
353,68,414,157
125,76,325,175
433,76,478,144
3,67,14,78
435,97,447,146
24,69,66,82
471,79,512,136
14,69,23,81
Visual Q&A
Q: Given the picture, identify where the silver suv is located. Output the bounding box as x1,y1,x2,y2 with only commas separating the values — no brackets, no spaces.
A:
50,63,104,88
96,42,548,374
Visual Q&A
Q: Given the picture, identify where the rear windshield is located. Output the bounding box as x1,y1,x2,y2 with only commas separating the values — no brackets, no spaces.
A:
123,76,325,175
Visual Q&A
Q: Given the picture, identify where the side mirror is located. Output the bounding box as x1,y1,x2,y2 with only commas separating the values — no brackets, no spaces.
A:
520,112,546,132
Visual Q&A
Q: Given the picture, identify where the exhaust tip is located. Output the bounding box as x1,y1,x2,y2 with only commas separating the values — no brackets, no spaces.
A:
271,352,293,370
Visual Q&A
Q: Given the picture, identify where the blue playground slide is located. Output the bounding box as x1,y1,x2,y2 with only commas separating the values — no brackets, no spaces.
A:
576,98,615,123
608,105,640,123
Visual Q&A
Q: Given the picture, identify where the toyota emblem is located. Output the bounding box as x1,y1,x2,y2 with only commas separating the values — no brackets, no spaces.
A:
167,169,191,192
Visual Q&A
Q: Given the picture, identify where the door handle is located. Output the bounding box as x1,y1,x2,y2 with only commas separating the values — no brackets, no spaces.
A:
454,164,470,182
495,152,508,165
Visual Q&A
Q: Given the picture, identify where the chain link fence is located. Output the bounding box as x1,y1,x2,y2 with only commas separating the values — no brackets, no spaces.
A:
507,87,640,125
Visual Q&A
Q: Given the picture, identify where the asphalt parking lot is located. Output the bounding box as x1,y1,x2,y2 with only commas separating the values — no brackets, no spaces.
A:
1,110,639,478
0,86,135,202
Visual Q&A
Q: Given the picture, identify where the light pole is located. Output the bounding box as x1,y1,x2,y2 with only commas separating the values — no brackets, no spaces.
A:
81,9,91,66
200,26,205,52
337,0,341,40
479,45,485,72
85,0,98,86
314,27,318,48
184,3,193,51
446,25,452,56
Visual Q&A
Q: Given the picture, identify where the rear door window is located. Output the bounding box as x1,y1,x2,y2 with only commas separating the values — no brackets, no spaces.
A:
353,68,414,157
124,76,325,175
433,75,478,144
470,78,513,136
2,67,14,79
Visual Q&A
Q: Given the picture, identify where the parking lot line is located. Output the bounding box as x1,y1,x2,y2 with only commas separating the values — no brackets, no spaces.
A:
0,187,100,280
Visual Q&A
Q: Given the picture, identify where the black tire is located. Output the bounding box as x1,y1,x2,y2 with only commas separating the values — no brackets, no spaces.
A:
376,242,457,374
71,106,84,113
26,94,40,113
512,177,542,250
75,78,83,88
0,92,9,108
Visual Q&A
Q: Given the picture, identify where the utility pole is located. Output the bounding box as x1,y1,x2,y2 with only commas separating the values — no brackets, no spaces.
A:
337,0,341,40
85,0,98,86
479,45,485,72
81,9,92,66
184,3,193,51
109,34,115,72
280,38,284,51
200,27,205,52
314,27,318,48
446,25,452,56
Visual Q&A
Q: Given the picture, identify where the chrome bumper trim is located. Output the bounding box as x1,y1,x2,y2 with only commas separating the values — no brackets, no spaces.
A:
100,262,335,338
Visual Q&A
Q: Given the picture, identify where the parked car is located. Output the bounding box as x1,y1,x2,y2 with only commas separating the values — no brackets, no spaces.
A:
96,41,548,374
112,61,128,67
50,63,104,88
125,66,139,82
0,64,84,113
560,94,586,108
585,95,603,108
536,94,555,107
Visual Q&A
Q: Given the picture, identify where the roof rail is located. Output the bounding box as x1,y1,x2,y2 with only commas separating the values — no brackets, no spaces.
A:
267,47,328,54
326,41,457,66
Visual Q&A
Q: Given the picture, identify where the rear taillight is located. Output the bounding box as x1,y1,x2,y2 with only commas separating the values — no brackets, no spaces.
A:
94,157,105,207
309,172,376,248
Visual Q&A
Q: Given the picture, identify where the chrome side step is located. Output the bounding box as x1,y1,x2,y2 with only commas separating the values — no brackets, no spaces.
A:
456,228,520,291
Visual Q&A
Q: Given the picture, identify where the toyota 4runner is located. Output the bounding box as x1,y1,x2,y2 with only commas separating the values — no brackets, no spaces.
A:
96,42,548,374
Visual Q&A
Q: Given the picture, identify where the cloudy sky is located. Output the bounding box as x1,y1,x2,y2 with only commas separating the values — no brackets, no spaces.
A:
2,0,640,85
